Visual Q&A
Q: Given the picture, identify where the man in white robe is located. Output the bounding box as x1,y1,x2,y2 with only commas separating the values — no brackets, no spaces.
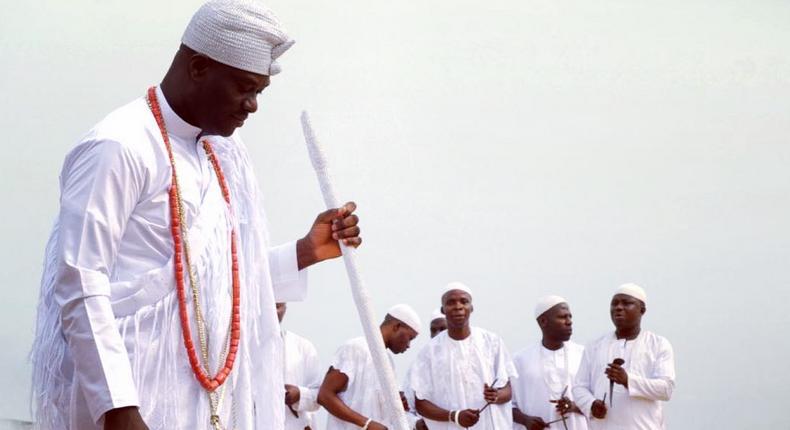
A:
278,303,322,430
319,305,421,430
410,282,517,429
511,296,588,430
30,2,363,429
403,308,446,430
572,284,676,430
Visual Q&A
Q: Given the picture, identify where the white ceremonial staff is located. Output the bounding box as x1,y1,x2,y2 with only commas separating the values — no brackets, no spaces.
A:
301,111,410,430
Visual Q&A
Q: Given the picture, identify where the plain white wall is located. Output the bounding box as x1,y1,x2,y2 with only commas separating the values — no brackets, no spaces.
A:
1,0,789,428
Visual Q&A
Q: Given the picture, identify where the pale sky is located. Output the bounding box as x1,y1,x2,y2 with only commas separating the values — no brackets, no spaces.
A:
1,0,789,428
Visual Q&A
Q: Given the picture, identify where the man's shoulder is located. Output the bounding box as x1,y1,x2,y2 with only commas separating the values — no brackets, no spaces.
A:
641,330,673,350
565,340,585,353
472,326,506,344
512,342,540,363
77,96,155,152
284,330,317,351
338,336,368,353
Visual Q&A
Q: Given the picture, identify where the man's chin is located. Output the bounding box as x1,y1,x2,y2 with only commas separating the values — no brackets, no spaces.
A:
203,125,238,138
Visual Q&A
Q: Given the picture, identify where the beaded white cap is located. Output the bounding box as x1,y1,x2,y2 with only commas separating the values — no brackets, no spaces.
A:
182,0,294,76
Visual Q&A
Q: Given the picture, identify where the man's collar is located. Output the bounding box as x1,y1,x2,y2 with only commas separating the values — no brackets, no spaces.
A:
155,86,202,141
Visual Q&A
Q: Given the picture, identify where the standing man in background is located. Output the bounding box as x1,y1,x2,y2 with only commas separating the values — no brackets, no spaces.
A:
573,284,676,429
278,303,322,429
404,308,447,430
319,305,421,430
511,296,588,430
410,282,517,429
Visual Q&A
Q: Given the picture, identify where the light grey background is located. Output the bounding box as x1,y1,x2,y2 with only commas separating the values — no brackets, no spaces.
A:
1,0,789,428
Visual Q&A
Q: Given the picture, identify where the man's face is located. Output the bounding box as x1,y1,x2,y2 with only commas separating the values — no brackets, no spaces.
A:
441,290,473,329
610,294,644,330
430,317,448,338
193,58,270,137
276,302,287,323
389,324,419,354
539,303,573,342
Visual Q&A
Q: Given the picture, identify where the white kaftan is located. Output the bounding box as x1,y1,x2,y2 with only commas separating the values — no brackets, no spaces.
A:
511,341,589,430
283,330,322,430
572,331,675,430
325,337,397,430
31,87,308,430
408,327,517,430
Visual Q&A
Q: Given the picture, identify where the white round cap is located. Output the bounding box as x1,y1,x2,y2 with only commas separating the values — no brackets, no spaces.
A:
387,304,422,335
615,283,647,303
534,295,568,319
441,281,473,300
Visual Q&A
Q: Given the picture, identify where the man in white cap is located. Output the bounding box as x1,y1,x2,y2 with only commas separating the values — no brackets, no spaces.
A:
428,307,448,339
30,1,362,429
572,284,676,430
511,296,588,430
277,302,322,430
409,282,517,429
319,304,422,430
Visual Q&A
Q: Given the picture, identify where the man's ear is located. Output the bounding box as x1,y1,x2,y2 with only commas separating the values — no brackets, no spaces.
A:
188,54,213,81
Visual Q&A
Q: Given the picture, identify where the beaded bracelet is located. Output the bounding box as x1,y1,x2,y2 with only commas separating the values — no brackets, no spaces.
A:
361,418,372,430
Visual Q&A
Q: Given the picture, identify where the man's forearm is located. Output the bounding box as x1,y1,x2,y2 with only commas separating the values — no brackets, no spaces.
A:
415,398,451,422
317,390,367,427
496,383,512,404
512,407,529,426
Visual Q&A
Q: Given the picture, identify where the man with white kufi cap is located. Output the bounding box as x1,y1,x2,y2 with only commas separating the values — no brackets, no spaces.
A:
409,282,518,429
511,296,589,430
30,1,363,429
319,304,422,430
573,284,676,430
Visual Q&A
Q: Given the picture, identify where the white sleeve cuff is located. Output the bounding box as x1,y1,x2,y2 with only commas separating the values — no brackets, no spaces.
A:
269,241,308,302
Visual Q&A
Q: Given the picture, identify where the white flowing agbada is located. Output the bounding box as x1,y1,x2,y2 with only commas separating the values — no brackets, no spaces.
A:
409,327,517,430
325,337,398,430
511,341,589,430
283,330,322,430
31,87,308,430
572,331,675,430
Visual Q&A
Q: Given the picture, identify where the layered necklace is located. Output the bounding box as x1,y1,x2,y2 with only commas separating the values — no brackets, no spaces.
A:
146,86,241,430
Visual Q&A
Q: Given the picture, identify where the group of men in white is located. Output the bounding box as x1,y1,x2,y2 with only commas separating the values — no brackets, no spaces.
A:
29,1,675,429
280,282,675,430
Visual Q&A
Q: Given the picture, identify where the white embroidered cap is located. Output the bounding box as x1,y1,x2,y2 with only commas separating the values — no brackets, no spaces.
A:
430,308,445,322
534,295,568,319
387,304,422,335
615,283,647,303
182,0,295,76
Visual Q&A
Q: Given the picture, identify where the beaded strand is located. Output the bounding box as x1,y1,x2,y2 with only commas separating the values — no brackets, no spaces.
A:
145,86,241,393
